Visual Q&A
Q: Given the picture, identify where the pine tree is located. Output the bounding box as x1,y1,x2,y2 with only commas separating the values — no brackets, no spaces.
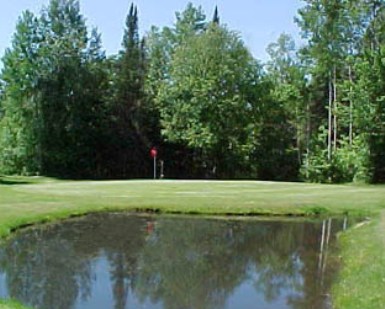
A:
212,6,220,24
108,3,151,178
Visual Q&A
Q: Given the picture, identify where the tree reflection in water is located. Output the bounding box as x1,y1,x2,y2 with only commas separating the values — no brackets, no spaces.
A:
0,213,343,309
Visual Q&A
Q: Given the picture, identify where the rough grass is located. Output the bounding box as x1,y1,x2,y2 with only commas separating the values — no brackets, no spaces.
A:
1,176,385,309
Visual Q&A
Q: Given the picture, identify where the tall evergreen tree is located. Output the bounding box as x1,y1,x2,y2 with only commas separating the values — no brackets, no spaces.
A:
212,6,220,24
108,3,151,178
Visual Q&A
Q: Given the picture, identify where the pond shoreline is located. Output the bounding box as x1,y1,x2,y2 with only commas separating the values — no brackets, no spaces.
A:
0,207,359,244
1,176,385,309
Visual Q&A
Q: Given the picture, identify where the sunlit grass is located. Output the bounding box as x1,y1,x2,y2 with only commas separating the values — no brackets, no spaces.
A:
332,213,385,309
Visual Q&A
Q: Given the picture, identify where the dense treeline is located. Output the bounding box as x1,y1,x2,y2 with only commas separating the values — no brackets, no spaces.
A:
0,0,384,182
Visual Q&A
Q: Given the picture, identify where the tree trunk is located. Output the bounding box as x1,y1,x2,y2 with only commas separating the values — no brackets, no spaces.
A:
328,76,333,161
333,66,338,152
349,65,353,146
306,96,310,156
296,107,302,165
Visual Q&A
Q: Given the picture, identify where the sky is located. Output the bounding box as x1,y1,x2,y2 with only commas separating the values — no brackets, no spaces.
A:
0,0,303,63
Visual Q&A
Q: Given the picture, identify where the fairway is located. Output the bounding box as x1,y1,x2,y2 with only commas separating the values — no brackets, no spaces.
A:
1,178,385,228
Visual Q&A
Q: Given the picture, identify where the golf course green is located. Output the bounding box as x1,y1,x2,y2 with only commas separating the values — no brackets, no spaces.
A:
0,176,385,309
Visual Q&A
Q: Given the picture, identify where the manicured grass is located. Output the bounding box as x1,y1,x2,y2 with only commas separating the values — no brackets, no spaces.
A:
332,213,385,309
1,175,385,309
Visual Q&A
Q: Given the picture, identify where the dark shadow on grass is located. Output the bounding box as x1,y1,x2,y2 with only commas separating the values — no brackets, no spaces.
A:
0,178,32,185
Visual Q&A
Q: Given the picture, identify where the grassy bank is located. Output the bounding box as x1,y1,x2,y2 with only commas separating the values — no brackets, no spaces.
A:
332,213,385,309
1,176,385,309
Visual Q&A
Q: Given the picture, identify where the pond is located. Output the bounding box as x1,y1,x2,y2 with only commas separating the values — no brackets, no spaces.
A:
0,213,348,309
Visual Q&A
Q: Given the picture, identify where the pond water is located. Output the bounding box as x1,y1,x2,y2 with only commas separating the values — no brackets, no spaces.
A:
0,213,347,309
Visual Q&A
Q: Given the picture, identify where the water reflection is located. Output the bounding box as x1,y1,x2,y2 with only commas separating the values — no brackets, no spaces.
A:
0,213,345,309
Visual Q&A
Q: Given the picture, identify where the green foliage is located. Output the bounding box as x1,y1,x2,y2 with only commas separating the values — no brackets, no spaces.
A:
301,129,372,183
1,1,385,182
295,0,385,184
105,3,154,178
300,127,331,183
334,136,372,183
155,24,263,177
352,51,385,182
0,11,42,175
0,299,32,309
265,34,307,180
36,0,109,177
0,1,110,178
